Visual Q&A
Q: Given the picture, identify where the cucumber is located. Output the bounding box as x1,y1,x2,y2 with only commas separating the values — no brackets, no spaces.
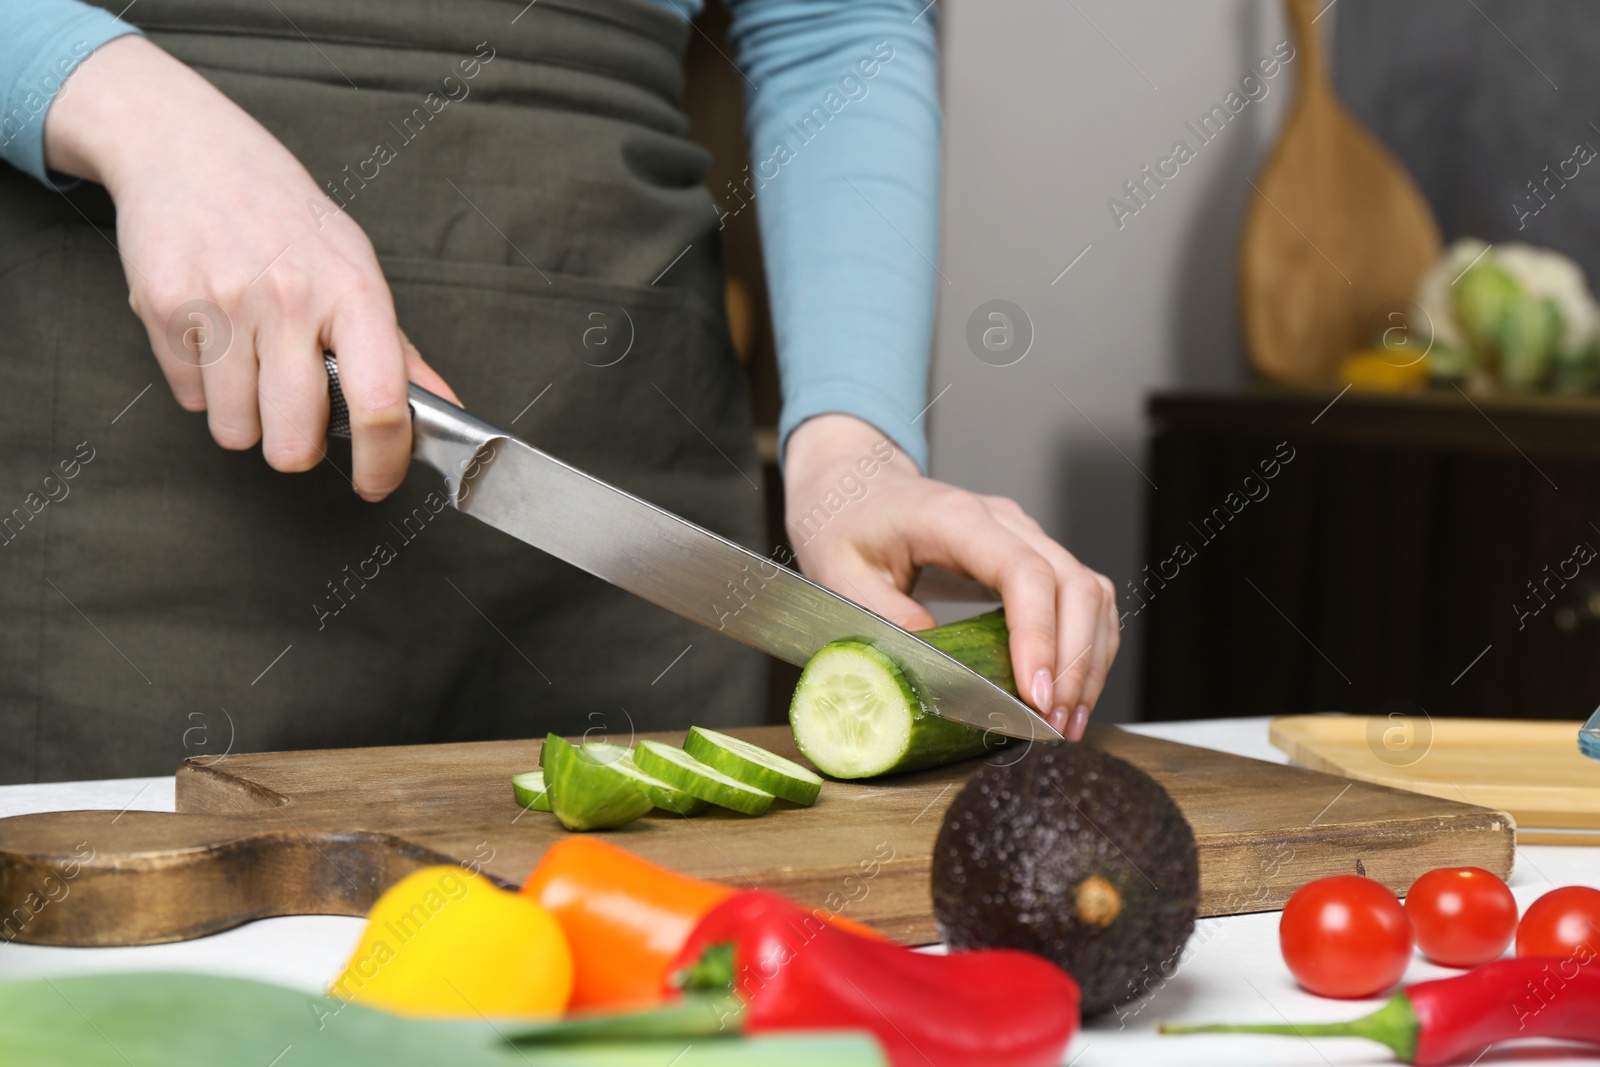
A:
511,770,552,812
789,610,1014,780
634,740,774,816
918,608,1018,695
539,734,654,831
583,741,710,817
683,726,823,806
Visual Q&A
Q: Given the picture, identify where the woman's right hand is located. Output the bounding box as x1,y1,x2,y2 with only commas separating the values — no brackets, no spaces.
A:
43,35,455,501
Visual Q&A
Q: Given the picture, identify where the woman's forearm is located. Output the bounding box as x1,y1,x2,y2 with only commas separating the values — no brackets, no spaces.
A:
725,0,941,474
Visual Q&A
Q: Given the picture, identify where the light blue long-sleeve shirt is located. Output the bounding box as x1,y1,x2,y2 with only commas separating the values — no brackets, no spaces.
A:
0,0,938,471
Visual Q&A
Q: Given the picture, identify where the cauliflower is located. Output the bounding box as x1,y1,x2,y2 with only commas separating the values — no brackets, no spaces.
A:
1415,238,1600,392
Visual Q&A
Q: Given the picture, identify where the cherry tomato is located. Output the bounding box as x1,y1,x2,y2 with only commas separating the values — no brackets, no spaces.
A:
1404,867,1517,967
1279,875,1412,998
1517,885,1600,959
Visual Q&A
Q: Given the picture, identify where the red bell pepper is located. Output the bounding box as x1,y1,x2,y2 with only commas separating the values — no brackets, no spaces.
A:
1161,954,1600,1064
666,889,1080,1067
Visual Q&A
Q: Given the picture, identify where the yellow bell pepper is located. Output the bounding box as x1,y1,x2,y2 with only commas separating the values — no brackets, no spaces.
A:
331,865,573,1019
1339,347,1430,391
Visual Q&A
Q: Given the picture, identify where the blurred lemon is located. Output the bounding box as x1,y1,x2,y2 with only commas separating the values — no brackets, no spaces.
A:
331,865,573,1019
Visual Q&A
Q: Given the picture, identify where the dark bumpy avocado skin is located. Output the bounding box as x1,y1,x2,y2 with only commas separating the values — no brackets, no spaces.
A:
931,743,1199,1017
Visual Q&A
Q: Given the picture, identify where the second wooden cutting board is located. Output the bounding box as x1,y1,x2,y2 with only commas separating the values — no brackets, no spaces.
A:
1272,714,1600,844
0,725,1512,947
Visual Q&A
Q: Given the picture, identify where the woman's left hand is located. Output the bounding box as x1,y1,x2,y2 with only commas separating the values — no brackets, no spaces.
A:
783,414,1120,740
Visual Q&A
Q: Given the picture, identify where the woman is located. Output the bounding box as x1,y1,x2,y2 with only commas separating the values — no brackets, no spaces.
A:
0,0,1118,783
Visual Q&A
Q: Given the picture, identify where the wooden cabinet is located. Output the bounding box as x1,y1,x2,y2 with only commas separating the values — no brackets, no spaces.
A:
1141,390,1600,722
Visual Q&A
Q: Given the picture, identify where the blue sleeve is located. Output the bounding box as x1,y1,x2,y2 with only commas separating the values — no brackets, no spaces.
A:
0,0,143,186
724,0,940,472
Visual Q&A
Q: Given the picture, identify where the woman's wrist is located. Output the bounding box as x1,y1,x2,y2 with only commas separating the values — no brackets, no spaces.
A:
43,35,241,194
784,413,918,490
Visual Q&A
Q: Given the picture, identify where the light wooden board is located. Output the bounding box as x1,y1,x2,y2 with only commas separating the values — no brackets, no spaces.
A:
0,726,1513,947
1239,0,1442,384
1272,714,1600,844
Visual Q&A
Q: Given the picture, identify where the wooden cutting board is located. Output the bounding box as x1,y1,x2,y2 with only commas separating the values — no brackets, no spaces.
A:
0,725,1512,947
1271,715,1600,844
1239,0,1442,383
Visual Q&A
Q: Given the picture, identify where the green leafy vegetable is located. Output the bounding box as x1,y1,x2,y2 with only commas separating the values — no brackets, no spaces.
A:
0,973,887,1066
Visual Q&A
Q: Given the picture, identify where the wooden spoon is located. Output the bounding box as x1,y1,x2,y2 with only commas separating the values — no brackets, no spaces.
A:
1239,0,1443,384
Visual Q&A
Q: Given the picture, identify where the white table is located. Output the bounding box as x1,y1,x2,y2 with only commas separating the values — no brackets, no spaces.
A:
1,718,1594,1065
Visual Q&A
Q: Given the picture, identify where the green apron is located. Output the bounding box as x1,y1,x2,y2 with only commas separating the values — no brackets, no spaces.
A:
0,0,767,783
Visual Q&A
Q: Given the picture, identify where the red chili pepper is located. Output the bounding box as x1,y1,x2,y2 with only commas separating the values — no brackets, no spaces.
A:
665,890,1079,1067
1161,954,1600,1064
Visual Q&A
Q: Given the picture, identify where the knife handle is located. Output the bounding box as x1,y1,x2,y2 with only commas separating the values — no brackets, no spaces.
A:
322,353,508,505
323,352,354,439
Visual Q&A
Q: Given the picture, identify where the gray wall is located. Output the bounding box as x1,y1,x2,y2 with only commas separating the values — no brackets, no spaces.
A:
1337,0,1600,273
927,0,1296,722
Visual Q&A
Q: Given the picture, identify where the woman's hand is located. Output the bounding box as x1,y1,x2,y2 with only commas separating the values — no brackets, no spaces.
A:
44,36,456,500
784,414,1119,740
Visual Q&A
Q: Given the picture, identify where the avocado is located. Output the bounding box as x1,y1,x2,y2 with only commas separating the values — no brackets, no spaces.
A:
931,742,1199,1017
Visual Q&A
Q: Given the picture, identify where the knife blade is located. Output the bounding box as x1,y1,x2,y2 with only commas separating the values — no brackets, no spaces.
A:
323,356,1062,742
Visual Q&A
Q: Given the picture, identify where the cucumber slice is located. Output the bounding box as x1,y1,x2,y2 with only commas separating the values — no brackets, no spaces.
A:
683,726,823,806
511,770,551,812
789,638,1003,779
540,734,654,831
584,742,710,817
634,740,774,816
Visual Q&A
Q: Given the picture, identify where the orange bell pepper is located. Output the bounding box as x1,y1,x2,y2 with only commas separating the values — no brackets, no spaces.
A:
522,838,730,1010
521,837,885,1010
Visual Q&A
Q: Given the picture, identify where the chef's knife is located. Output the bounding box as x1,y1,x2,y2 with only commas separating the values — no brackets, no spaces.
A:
324,357,1062,742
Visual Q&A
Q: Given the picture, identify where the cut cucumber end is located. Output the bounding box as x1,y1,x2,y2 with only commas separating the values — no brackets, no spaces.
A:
790,630,1006,779
634,740,774,816
789,641,917,778
511,770,551,812
684,726,823,806
541,734,654,831
583,742,710,817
